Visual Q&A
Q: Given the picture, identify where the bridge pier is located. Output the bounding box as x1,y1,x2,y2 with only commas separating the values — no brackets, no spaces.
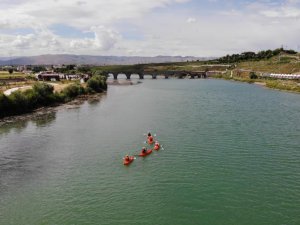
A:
152,74,157,79
139,74,144,79
113,73,118,80
164,75,169,79
125,73,131,80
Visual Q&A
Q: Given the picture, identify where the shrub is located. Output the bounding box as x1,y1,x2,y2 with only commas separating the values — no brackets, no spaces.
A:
61,83,86,101
32,82,55,106
33,82,54,96
8,68,14,74
0,93,12,118
87,75,107,93
9,90,30,114
0,79,103,119
23,89,39,108
249,72,258,79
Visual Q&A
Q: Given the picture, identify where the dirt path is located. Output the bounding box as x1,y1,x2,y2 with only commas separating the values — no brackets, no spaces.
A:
2,82,71,96
3,86,32,96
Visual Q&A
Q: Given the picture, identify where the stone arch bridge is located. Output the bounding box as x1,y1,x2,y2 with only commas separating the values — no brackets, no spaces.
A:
104,70,207,80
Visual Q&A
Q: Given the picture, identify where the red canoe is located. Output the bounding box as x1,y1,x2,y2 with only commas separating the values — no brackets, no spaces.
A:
123,156,135,165
154,145,160,151
139,149,153,157
147,137,154,145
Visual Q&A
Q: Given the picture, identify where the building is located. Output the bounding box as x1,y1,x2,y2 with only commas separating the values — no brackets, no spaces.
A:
263,73,300,80
35,71,61,81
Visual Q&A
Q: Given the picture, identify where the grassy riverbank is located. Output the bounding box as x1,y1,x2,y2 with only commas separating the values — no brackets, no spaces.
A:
211,72,300,93
0,75,107,118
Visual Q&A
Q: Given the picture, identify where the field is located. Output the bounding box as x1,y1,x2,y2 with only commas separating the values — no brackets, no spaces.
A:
0,71,27,79
236,54,300,74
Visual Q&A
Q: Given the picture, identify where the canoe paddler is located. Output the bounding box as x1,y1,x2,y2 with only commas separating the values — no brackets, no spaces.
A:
148,135,153,142
142,147,147,153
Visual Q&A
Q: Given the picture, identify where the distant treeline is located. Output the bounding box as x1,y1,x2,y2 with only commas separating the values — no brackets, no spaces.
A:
0,75,107,118
54,65,92,74
216,48,298,63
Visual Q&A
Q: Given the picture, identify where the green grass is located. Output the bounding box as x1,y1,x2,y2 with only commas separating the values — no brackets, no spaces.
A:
236,55,300,74
211,72,300,93
0,71,27,79
92,60,230,74
265,80,300,92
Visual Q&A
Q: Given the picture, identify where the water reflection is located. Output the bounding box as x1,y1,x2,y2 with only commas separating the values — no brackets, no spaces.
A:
0,136,48,195
0,111,57,135
0,94,108,195
31,112,56,128
0,119,29,135
0,113,57,194
85,93,107,111
0,92,107,135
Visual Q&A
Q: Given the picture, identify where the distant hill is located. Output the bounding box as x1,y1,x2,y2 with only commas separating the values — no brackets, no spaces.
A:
0,54,208,66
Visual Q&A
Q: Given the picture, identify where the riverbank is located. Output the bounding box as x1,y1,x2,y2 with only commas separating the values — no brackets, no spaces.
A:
0,93,104,126
0,75,107,119
212,73,300,94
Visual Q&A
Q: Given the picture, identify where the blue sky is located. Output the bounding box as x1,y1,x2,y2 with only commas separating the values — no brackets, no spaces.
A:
0,0,300,56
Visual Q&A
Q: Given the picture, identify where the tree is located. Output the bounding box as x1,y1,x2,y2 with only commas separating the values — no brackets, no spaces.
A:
8,68,13,74
77,66,91,73
66,64,76,70
32,66,46,73
249,72,258,79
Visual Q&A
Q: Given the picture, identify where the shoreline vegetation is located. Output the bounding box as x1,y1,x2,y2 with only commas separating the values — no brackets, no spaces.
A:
212,73,300,93
0,75,107,119
0,93,103,127
209,48,300,93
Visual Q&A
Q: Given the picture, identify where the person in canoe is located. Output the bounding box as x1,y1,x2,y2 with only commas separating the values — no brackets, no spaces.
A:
147,133,154,144
142,147,147,153
123,155,134,165
124,155,130,162
154,141,160,150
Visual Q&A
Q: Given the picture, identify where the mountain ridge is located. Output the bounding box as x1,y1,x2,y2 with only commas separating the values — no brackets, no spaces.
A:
0,54,209,66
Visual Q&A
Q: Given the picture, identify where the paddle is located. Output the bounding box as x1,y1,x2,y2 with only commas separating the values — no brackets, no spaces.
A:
123,157,137,160
143,133,157,137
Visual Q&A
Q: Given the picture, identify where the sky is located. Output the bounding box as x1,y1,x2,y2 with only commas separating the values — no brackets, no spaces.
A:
0,0,300,57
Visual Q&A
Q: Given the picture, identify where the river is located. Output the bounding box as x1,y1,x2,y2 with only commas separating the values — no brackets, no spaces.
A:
0,79,299,225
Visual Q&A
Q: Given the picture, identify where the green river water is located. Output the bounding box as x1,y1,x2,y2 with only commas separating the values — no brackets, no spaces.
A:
0,79,299,225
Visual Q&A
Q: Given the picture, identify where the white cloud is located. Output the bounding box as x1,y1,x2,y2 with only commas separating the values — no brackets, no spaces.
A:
246,0,300,19
69,26,120,51
186,17,197,23
0,0,300,57
261,7,300,18
0,0,190,29
11,34,35,48
0,0,191,56
91,26,120,50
